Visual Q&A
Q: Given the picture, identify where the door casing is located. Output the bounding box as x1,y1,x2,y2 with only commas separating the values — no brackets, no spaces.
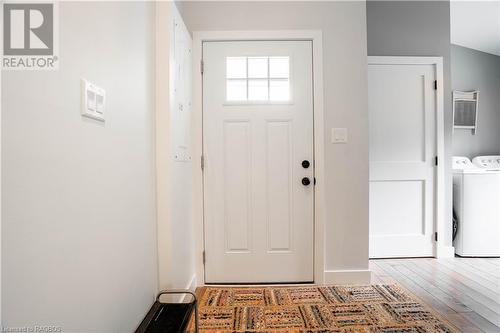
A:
367,56,451,259
191,31,325,285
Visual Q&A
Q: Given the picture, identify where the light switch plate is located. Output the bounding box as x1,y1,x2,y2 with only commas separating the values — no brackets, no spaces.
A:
81,79,105,121
332,128,348,143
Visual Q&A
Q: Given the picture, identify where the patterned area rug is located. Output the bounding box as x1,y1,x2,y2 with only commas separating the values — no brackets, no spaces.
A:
192,285,457,332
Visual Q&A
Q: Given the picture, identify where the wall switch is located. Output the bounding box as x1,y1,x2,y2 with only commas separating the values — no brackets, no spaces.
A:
81,79,105,121
86,90,96,112
332,128,348,143
95,94,105,114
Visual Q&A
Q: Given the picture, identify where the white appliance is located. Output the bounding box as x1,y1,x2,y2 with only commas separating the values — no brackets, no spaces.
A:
453,156,500,257
472,155,500,170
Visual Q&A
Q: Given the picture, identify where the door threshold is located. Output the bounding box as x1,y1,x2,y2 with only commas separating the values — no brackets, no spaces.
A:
204,281,315,287
370,256,435,260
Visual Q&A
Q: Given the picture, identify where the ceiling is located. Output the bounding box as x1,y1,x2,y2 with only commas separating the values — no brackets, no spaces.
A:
451,0,500,56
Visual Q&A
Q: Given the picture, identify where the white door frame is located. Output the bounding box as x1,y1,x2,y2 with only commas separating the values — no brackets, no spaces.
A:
368,56,452,258
192,30,325,285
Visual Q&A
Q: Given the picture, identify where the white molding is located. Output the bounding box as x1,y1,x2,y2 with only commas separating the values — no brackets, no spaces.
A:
0,8,2,323
192,30,325,285
192,33,205,286
193,30,323,42
311,31,326,285
368,56,443,65
324,270,372,285
367,56,447,259
434,58,448,258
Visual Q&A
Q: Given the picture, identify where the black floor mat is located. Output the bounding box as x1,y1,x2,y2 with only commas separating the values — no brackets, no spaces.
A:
137,302,195,333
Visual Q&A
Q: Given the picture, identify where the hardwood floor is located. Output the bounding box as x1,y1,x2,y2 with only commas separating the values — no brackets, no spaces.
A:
370,257,500,333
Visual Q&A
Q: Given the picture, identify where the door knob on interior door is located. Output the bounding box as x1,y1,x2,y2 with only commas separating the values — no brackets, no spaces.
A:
302,160,310,168
302,177,311,186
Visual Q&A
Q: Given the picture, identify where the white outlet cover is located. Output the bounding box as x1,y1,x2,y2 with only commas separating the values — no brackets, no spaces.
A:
81,79,105,121
332,128,348,143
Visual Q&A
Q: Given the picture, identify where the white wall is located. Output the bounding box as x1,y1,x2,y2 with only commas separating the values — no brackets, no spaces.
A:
156,3,196,292
179,1,370,282
2,2,157,331
451,0,500,57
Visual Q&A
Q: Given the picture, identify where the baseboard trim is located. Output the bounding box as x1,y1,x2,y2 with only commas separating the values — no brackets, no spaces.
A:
323,269,371,284
437,245,455,258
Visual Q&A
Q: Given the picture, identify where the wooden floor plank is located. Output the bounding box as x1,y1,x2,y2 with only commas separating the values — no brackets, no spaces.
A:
369,261,397,284
369,258,500,332
401,259,500,326
446,312,489,333
459,258,500,277
461,312,500,333
374,260,482,332
426,259,500,296
474,257,500,270
375,261,458,313
369,270,384,284
478,259,500,272
442,259,500,284
414,259,500,313
482,258,500,266
386,261,472,313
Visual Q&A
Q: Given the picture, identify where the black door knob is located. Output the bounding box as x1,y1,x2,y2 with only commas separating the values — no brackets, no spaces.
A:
302,177,311,186
302,160,310,169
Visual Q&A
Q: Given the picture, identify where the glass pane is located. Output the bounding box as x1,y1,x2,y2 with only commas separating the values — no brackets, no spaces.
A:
227,79,247,101
248,57,268,78
226,57,247,79
269,57,289,78
248,79,269,101
269,79,290,101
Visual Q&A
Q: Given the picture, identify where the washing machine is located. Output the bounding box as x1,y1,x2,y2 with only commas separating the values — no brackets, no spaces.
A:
453,156,500,257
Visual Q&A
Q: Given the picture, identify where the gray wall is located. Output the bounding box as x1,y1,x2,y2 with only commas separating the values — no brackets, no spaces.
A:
366,1,454,247
180,1,370,277
2,2,157,331
451,44,500,157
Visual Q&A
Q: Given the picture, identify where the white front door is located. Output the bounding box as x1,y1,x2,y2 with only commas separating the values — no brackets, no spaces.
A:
203,41,314,283
368,61,437,258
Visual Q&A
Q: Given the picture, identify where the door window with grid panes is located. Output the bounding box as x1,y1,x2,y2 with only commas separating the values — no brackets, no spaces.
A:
226,56,290,102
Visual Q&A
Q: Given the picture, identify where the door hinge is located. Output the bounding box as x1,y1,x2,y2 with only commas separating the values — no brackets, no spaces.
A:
434,232,438,242
435,156,438,166
200,59,204,74
434,80,438,90
202,251,206,264
201,155,205,170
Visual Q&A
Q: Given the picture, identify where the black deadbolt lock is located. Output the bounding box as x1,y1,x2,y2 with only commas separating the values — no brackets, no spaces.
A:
302,160,310,169
302,177,311,186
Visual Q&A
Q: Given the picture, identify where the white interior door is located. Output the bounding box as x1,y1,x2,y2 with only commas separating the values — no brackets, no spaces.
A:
203,41,314,283
368,61,437,258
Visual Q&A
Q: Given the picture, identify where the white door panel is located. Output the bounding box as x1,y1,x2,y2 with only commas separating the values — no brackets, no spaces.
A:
223,121,252,252
370,181,425,236
369,63,436,258
203,41,314,283
266,121,293,252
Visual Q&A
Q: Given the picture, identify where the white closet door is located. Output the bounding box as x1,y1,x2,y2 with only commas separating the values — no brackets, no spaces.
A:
369,62,436,258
